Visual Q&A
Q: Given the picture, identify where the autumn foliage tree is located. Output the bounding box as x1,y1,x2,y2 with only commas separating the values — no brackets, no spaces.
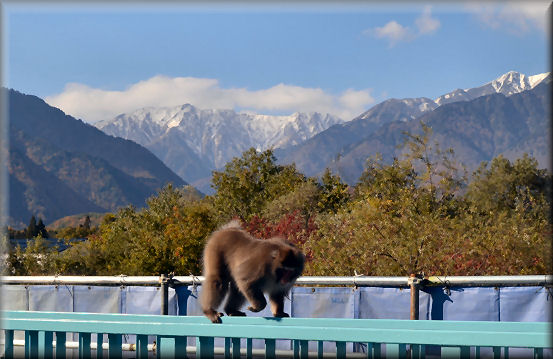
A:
454,154,551,275
7,185,216,276
305,125,550,276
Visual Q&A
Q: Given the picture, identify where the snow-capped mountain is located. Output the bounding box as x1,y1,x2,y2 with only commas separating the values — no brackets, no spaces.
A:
354,97,439,124
96,70,549,193
435,71,549,106
277,70,551,181
96,106,343,190
348,71,550,132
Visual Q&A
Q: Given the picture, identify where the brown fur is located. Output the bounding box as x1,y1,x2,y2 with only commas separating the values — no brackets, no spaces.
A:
200,220,305,323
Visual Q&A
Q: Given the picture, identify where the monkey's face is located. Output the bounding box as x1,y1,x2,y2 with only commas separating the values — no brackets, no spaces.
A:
275,247,305,286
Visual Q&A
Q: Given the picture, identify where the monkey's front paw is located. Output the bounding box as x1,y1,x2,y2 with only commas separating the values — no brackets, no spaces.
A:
273,312,290,318
247,305,265,313
204,309,224,323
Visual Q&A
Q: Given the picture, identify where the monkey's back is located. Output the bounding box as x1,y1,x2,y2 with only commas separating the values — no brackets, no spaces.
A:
202,226,282,281
204,227,255,267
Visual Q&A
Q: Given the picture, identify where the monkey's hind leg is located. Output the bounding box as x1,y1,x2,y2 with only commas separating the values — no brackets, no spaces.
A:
201,275,229,323
224,281,247,316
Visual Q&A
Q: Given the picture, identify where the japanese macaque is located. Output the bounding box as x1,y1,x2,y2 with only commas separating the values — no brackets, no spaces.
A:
200,220,305,323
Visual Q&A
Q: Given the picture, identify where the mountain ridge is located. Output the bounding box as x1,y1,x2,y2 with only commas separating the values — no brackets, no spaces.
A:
435,70,549,106
277,71,550,179
95,70,550,193
7,88,188,228
96,105,343,192
329,79,551,184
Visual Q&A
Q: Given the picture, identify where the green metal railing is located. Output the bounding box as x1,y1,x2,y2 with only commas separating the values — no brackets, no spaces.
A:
2,310,551,358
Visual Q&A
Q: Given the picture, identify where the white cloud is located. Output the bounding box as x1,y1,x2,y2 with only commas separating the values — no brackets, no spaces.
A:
416,6,441,34
338,89,376,110
364,6,441,47
368,21,414,47
45,76,375,123
466,2,550,33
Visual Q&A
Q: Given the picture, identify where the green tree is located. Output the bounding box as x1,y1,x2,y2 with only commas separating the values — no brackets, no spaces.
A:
26,215,37,238
401,123,466,207
212,148,305,221
50,236,105,275
306,144,551,276
455,154,552,275
154,200,216,275
55,184,216,276
145,184,202,220
36,218,48,238
263,180,320,229
6,236,58,275
466,154,551,215
83,215,91,231
308,160,460,276
307,123,467,276
318,169,350,213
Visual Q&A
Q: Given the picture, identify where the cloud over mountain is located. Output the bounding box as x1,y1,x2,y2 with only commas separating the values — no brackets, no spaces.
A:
466,2,550,33
415,6,441,35
364,6,440,47
45,76,375,124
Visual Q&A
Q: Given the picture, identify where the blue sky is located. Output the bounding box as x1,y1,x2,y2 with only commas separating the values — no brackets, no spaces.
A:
3,2,550,123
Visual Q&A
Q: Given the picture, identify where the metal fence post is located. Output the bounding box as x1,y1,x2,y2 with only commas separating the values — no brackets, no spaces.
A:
160,274,168,315
409,274,420,320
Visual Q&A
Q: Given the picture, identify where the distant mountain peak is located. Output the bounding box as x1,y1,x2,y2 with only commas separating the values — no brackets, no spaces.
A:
435,70,550,106
277,71,550,184
490,71,529,93
96,105,343,192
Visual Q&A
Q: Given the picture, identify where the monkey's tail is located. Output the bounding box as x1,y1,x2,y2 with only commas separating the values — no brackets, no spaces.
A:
220,219,242,230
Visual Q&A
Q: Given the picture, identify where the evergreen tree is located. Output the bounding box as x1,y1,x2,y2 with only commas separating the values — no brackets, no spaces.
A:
83,215,91,231
26,216,37,238
36,218,48,238
318,168,350,213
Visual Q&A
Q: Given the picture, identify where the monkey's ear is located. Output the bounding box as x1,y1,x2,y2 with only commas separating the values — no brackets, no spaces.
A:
271,249,279,259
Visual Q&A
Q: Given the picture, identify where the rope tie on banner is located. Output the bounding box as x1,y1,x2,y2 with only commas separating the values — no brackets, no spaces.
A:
353,270,365,289
190,273,201,294
52,273,73,297
116,274,127,289
167,272,175,288
434,276,452,296
64,284,73,298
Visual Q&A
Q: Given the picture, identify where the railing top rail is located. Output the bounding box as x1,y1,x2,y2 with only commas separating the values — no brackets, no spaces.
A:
0,275,160,286
3,310,549,332
1,275,551,287
2,311,551,348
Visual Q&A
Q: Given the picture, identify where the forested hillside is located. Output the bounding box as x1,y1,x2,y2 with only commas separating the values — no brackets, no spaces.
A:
7,89,188,227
